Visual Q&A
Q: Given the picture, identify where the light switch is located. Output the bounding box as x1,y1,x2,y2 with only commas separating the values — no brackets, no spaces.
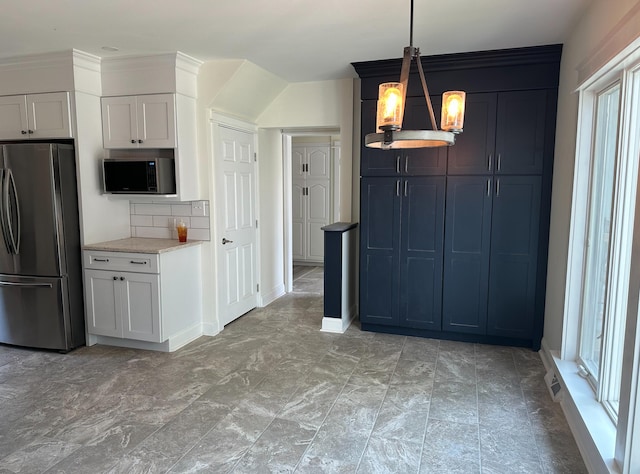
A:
191,200,206,217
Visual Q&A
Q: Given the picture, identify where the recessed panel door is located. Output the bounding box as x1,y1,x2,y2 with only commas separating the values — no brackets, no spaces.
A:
442,176,492,334
85,269,120,338
216,125,258,326
101,96,137,148
121,272,161,343
399,177,445,330
306,179,330,261
359,177,400,325
487,176,541,339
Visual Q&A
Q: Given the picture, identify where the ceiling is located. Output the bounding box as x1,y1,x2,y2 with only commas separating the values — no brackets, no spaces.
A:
2,0,591,83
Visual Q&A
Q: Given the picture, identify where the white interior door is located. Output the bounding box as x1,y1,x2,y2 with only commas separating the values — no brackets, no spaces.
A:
216,125,258,326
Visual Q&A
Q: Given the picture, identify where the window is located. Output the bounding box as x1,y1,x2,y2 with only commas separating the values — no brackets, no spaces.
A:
575,64,640,424
578,83,620,393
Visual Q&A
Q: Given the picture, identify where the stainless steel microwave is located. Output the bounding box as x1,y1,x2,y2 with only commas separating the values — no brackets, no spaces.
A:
102,157,176,194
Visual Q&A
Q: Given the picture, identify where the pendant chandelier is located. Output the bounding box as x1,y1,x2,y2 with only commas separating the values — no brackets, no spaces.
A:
365,0,466,150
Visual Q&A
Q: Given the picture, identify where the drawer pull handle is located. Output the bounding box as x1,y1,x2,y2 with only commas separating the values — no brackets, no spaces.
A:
130,260,147,265
94,258,109,262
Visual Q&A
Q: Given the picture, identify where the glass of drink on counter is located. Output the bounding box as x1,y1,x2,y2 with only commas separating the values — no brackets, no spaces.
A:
176,220,188,242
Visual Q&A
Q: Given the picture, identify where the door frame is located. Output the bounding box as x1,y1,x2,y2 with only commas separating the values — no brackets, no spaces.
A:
210,112,261,321
282,128,340,292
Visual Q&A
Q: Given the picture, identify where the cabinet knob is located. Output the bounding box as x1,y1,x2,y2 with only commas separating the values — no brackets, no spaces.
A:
120,276,125,281
27,130,34,134
138,139,143,144
21,130,27,135
131,139,136,144
113,276,118,280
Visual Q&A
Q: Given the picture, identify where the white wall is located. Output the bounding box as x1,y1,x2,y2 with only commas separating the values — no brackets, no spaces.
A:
258,128,286,303
543,0,640,350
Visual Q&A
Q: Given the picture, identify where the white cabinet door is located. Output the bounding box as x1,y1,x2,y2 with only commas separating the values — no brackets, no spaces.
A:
307,146,331,179
0,95,28,140
121,272,162,342
85,269,120,338
307,180,330,261
101,94,176,149
137,94,176,148
292,181,306,261
28,92,72,139
101,96,138,148
292,147,305,179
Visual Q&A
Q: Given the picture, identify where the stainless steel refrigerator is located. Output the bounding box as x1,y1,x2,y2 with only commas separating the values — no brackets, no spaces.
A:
0,143,84,351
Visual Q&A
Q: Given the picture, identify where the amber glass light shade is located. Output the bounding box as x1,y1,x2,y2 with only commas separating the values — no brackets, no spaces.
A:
376,83,405,131
441,91,466,133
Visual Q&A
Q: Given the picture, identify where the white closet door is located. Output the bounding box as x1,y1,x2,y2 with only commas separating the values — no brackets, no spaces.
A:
292,181,306,261
307,146,331,179
306,179,331,261
291,144,332,263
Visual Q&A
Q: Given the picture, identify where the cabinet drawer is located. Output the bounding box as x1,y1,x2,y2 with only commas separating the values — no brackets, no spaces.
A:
83,251,159,273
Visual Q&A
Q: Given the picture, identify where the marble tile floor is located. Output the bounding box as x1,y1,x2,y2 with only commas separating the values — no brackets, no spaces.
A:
292,265,323,294
0,291,586,473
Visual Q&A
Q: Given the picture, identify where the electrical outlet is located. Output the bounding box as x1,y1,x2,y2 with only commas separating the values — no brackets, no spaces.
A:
191,201,206,217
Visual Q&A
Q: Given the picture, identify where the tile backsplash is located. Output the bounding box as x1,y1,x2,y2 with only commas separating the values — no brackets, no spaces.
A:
130,201,211,241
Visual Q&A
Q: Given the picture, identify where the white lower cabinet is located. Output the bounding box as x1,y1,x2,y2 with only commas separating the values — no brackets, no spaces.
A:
85,269,161,342
83,245,202,351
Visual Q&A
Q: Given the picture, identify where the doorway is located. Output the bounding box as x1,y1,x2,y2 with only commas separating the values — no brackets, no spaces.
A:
282,129,341,293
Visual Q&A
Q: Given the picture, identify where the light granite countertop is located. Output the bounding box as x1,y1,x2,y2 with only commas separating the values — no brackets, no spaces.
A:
83,237,203,254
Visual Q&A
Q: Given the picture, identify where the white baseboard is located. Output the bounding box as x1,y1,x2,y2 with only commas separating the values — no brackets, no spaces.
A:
165,323,204,351
90,323,204,353
261,283,285,307
320,305,356,334
202,321,220,337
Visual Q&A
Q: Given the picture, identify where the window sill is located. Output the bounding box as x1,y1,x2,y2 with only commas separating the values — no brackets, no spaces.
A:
549,350,620,473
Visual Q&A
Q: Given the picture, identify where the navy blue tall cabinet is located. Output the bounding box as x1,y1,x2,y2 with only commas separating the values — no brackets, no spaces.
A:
353,45,561,350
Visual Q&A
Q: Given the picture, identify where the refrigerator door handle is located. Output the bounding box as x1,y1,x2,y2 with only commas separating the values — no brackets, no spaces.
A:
6,169,20,255
0,281,53,289
0,169,11,254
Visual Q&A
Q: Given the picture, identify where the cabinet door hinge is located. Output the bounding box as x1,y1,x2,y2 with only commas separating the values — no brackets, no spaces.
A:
255,219,259,229
254,152,257,162
256,283,260,292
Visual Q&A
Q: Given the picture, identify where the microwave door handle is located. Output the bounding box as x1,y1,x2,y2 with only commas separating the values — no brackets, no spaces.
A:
6,170,19,254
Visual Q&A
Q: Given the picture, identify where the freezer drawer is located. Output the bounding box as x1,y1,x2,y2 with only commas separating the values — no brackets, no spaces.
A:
0,275,78,351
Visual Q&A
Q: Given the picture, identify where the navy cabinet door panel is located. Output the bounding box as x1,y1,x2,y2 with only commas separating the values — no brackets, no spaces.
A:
487,176,541,338
447,93,497,175
399,177,445,329
360,178,401,324
496,91,546,174
443,176,492,334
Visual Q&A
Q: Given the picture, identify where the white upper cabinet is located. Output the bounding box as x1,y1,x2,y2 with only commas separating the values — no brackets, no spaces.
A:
0,92,72,140
101,93,176,149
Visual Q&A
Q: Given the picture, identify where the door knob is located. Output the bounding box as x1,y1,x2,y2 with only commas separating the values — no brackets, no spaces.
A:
222,238,233,245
